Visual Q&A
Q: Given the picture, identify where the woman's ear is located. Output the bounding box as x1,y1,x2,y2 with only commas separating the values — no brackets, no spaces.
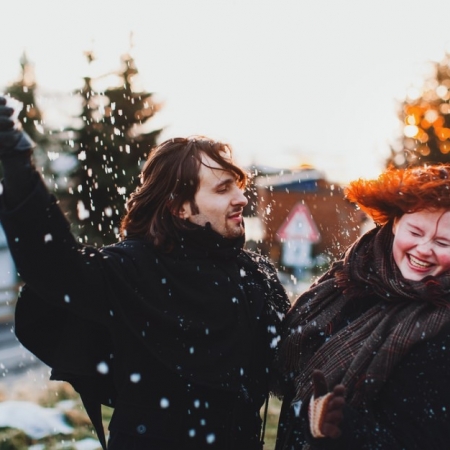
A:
392,217,399,235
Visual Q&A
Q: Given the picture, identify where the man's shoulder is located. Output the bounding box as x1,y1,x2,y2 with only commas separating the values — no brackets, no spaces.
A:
242,248,275,268
95,239,159,275
241,249,286,286
101,238,155,258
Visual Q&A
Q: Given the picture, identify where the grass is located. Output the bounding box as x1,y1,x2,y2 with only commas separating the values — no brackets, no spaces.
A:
263,397,282,450
0,380,100,450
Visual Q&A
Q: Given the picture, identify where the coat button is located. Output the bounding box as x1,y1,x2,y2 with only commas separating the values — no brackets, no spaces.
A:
136,424,147,434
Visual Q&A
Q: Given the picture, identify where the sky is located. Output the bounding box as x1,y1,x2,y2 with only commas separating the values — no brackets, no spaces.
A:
2,0,450,184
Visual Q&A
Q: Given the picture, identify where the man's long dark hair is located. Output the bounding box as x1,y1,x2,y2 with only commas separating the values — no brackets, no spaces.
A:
120,136,247,249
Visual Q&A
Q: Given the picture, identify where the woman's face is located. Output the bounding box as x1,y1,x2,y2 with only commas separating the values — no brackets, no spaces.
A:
392,209,450,281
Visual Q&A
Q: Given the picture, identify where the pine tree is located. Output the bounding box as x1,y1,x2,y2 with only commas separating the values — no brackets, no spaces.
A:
60,49,162,246
3,52,51,177
388,53,450,168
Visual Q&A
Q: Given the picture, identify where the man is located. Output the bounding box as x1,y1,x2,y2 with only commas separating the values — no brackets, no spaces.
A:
0,96,290,450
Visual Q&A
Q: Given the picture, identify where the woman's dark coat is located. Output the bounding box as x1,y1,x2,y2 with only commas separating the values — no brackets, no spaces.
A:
275,224,450,450
0,176,290,450
276,312,450,450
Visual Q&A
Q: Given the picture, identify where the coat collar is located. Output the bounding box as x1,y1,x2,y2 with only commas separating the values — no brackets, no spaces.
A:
173,222,245,260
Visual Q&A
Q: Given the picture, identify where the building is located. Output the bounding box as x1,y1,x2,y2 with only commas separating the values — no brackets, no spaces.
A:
245,165,366,277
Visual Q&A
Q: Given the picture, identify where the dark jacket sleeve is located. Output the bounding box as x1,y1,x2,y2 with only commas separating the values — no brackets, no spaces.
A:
0,173,111,322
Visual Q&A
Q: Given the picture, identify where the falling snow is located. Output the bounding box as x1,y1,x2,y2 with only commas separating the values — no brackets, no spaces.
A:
96,361,109,374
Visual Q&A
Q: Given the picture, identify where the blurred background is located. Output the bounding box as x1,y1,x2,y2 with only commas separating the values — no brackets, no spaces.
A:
2,0,450,447
2,0,450,183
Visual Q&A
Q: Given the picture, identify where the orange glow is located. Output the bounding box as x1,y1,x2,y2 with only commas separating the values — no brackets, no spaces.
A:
440,104,450,114
405,105,423,116
433,116,445,128
435,127,450,141
416,129,429,143
439,141,450,154
418,144,431,156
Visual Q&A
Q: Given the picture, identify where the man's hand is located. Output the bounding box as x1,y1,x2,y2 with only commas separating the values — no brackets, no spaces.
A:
308,369,345,439
0,96,35,157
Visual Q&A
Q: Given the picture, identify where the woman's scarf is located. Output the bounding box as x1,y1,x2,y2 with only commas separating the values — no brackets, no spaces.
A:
279,222,450,407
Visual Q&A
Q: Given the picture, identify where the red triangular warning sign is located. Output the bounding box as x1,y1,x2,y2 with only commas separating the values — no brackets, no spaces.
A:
276,203,320,242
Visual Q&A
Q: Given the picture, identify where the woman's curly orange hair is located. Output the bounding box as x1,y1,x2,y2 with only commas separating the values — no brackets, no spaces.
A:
345,164,450,225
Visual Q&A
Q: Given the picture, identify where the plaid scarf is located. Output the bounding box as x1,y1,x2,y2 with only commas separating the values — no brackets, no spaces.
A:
279,222,450,407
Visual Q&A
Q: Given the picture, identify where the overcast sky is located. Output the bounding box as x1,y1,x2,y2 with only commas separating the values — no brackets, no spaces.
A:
1,0,450,184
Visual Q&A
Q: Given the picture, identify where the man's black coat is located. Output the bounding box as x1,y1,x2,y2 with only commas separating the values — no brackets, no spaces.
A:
0,175,290,450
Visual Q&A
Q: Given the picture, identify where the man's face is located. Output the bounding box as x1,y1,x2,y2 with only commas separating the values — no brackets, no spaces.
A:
392,209,450,280
180,153,248,238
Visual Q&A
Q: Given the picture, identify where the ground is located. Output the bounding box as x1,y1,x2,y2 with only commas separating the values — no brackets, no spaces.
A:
0,364,283,450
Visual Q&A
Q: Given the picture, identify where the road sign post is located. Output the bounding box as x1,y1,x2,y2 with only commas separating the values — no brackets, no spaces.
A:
276,203,321,277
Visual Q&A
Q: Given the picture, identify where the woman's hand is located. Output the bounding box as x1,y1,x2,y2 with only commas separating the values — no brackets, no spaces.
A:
308,369,346,439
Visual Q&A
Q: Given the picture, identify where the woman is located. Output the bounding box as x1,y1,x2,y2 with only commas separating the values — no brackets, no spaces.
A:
275,164,450,450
